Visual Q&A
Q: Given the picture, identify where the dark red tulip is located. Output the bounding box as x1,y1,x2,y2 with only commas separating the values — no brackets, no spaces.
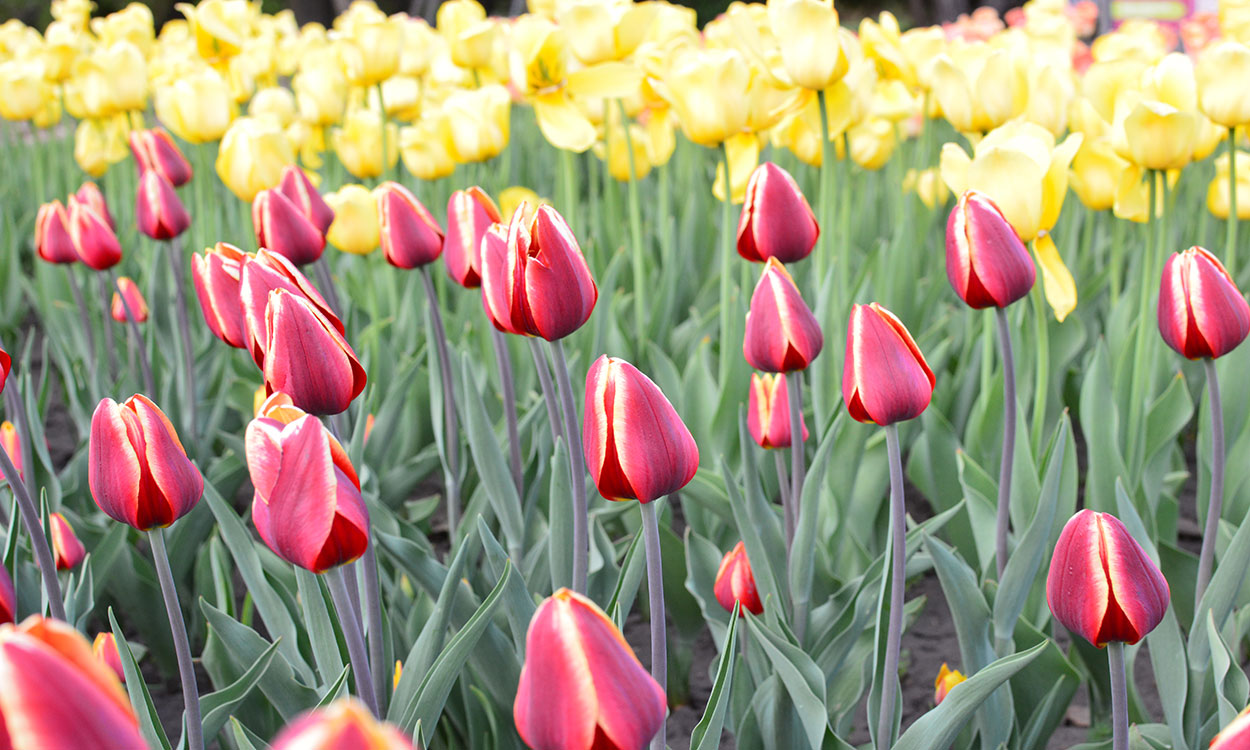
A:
245,413,369,573
378,181,444,269
88,394,203,531
278,164,335,235
747,372,807,449
271,699,415,750
714,542,763,616
67,197,122,270
253,188,326,266
737,162,819,264
128,128,192,187
50,513,85,571
743,258,823,373
1158,246,1250,360
35,200,78,264
262,289,365,416
514,588,666,750
192,242,249,349
1046,509,1170,647
481,204,597,340
842,302,934,425
240,248,343,367
945,190,1036,309
0,565,13,624
444,187,501,287
75,182,114,231
110,277,148,323
135,169,190,240
583,355,699,503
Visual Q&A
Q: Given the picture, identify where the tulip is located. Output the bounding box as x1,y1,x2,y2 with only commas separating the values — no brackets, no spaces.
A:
0,566,12,625
152,66,236,144
135,169,190,241
271,699,414,750
340,16,402,87
253,188,326,266
192,242,248,349
325,184,381,256
67,197,122,270
92,633,125,683
35,200,78,265
747,372,807,450
261,290,365,416
332,107,399,180
1211,705,1250,750
737,163,819,264
767,0,846,90
743,258,823,373
930,47,1028,134
49,513,85,571
240,248,344,367
1208,151,1250,221
514,588,666,750
293,61,348,127
216,116,296,202
109,276,148,323
1070,138,1129,213
0,617,146,750
399,120,456,181
278,164,335,235
444,187,501,288
1158,247,1250,361
1196,40,1250,128
842,303,935,426
659,48,750,147
714,541,764,616
88,395,203,530
903,168,950,211
1118,100,1199,173
0,421,20,482
933,664,966,705
75,182,114,231
377,181,444,270
72,116,129,177
437,85,512,165
128,128,192,187
946,191,1036,309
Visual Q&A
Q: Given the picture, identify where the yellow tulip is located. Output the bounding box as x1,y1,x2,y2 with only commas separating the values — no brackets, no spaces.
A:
51,0,93,30
74,116,130,177
659,48,751,147
398,16,438,77
325,184,381,255
438,84,510,164
437,0,497,71
1111,167,1174,223
332,107,400,179
1208,151,1250,220
1025,62,1073,136
41,21,84,83
154,66,236,143
65,42,148,118
509,15,567,94
400,120,456,180
378,76,423,122
286,120,325,170
340,17,402,87
1090,19,1169,63
1033,231,1076,322
557,0,658,64
90,3,156,57
216,115,296,201
0,61,49,121
176,0,255,62
594,118,653,182
860,11,915,87
32,89,62,128
872,79,919,122
712,132,760,204
841,117,896,170
900,26,947,90
902,167,950,209
1117,99,1198,171
766,0,845,90
930,45,1027,133
499,186,546,220
294,60,348,127
1069,138,1127,211
250,86,298,128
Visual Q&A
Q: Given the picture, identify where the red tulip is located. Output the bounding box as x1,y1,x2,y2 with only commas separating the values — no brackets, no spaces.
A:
135,169,190,240
945,190,1036,309
842,302,934,425
128,128,192,187
49,514,85,571
0,346,8,395
240,248,344,367
378,181,444,269
1046,509,1170,647
271,698,415,750
67,197,122,270
0,617,146,750
747,372,807,449
255,393,360,490
75,182,114,231
714,542,763,616
444,187,501,287
1157,246,1250,360
261,290,365,415
88,394,204,531
253,188,327,267
92,633,125,683
0,421,21,483
192,242,249,349
481,204,597,340
0,566,12,625
737,162,819,264
110,277,149,323
245,413,369,573
514,588,666,750
278,164,335,236
1211,705,1250,750
583,355,699,504
743,258,823,373
35,201,78,265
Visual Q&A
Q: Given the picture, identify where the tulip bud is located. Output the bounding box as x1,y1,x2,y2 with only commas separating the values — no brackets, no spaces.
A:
737,162,819,264
515,588,666,750
325,184,381,256
444,187,502,288
92,633,125,683
1158,246,1250,360
262,290,365,416
128,128,192,188
252,188,326,266
0,617,145,749
67,197,122,270
88,395,204,531
481,204,598,340
0,566,13,625
945,190,1036,309
75,182,115,231
271,698,414,750
583,355,699,503
240,248,344,367
1046,509,1169,647
192,242,249,349
934,664,966,705
1211,705,1250,750
747,372,807,449
110,277,148,323
135,169,190,241
0,421,20,483
245,413,369,572
35,200,79,264
743,258,823,373
278,164,335,235
378,181,444,269
0,346,9,397
842,302,935,425
50,513,85,571
714,541,763,616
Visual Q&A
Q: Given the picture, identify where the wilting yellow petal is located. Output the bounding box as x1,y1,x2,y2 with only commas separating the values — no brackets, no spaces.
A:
1033,232,1076,322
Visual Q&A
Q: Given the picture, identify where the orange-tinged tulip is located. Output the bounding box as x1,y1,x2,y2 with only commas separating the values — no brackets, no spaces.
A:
1158,247,1250,360
239,248,343,367
377,181,444,270
737,162,819,264
262,290,365,416
67,197,122,270
945,191,1036,309
128,127,192,188
842,303,934,425
35,200,77,265
192,242,249,349
271,698,414,750
933,664,966,704
278,164,335,236
1211,705,1250,750
135,169,190,241
0,421,20,483
110,276,148,323
743,258,823,373
747,372,807,449
49,513,85,571
444,187,501,288
253,188,326,266
0,566,12,625
714,542,763,616
92,633,124,683
515,588,666,750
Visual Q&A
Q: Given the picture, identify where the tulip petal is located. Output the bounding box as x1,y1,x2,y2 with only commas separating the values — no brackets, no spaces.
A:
88,399,142,528
130,394,202,526
1098,514,1169,645
566,62,644,100
262,417,337,571
311,469,370,572
1045,509,1110,646
966,146,1045,241
842,304,933,425
515,596,598,750
1033,233,1077,322
609,363,700,503
1186,248,1250,358
523,206,598,340
533,92,597,154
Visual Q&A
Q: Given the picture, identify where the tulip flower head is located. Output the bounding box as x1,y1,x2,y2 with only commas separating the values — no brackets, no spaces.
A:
747,372,807,449
1158,246,1250,360
0,347,8,397
261,289,365,416
325,184,381,256
743,258,824,373
192,242,249,349
92,633,125,683
583,355,699,504
239,248,344,367
1046,509,1170,647
945,190,1036,309
50,513,85,571
1211,705,1250,750
110,276,148,323
128,127,192,187
714,541,763,616
35,200,78,264
514,588,666,750
737,162,819,264
934,664,966,705
842,303,935,425
253,187,326,266
444,187,501,288
245,413,369,573
67,196,122,270
271,698,415,750
75,182,114,231
135,169,191,240
0,566,12,625
377,181,444,270
88,395,204,531
277,165,335,236
0,617,146,749
0,420,20,482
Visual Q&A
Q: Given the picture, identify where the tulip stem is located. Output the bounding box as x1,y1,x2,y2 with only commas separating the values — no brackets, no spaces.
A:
773,450,790,519
527,338,564,452
1108,641,1129,750
718,141,734,381
816,89,834,292
877,423,906,749
1127,171,1161,474
420,268,461,540
148,527,203,750
491,329,523,502
360,546,388,714
166,238,197,438
640,500,667,750
110,270,155,397
1028,250,1050,451
785,372,805,550
1109,216,1125,305
618,100,649,355
0,405,64,622
98,274,120,381
1228,127,1239,278
65,268,97,383
549,339,589,594
326,565,380,716
1196,358,1225,608
314,257,345,321
994,307,1017,581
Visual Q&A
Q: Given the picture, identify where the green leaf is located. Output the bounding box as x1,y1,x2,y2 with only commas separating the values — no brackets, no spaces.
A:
547,437,573,591
294,569,344,688
196,639,281,744
1206,610,1249,729
744,614,828,749
109,608,173,750
228,717,268,750
476,515,537,650
460,357,526,557
199,600,319,719
691,604,739,750
789,413,841,642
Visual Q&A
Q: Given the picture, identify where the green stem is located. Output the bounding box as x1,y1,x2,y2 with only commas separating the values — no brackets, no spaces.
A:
1109,217,1125,305
149,528,204,750
1029,254,1049,450
816,90,834,286
640,500,667,750
1108,641,1129,750
617,100,648,355
559,148,577,237
1195,358,1225,609
839,131,853,307
1126,171,1161,473
718,141,734,382
1228,127,1238,277
376,82,392,184
326,565,380,715
876,424,906,749
994,307,1017,581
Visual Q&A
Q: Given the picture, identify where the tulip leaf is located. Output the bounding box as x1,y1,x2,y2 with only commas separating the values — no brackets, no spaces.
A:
460,357,526,559
1189,491,1250,667
691,604,739,750
892,642,1047,750
1206,610,1249,729
789,412,842,643
604,523,645,630
228,717,267,750
547,437,573,592
744,613,829,750
194,639,281,746
316,666,351,707
475,516,537,650
293,568,344,687
108,608,174,750
199,600,320,719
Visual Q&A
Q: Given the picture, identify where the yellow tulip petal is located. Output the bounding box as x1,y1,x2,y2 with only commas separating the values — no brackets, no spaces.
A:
533,91,597,153
938,142,972,197
713,131,761,204
566,62,643,100
966,145,1045,241
1040,132,1083,233
1034,232,1076,322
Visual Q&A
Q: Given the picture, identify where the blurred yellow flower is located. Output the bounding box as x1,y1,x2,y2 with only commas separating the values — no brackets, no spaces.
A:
557,0,658,65
595,118,652,182
841,117,897,170
1208,150,1250,220
1117,99,1198,171
65,42,148,119
0,61,50,121
332,106,399,179
1196,40,1250,127
74,116,130,177
340,16,402,87
437,0,498,71
439,84,510,164
294,60,348,127
658,48,751,147
931,45,1028,133
1070,138,1127,211
766,0,846,90
713,132,760,203
1033,231,1076,322
250,86,298,127
400,120,455,180
176,0,254,63
903,167,950,209
499,186,545,221
216,115,295,201
154,65,236,143
325,184,381,255
90,3,156,56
